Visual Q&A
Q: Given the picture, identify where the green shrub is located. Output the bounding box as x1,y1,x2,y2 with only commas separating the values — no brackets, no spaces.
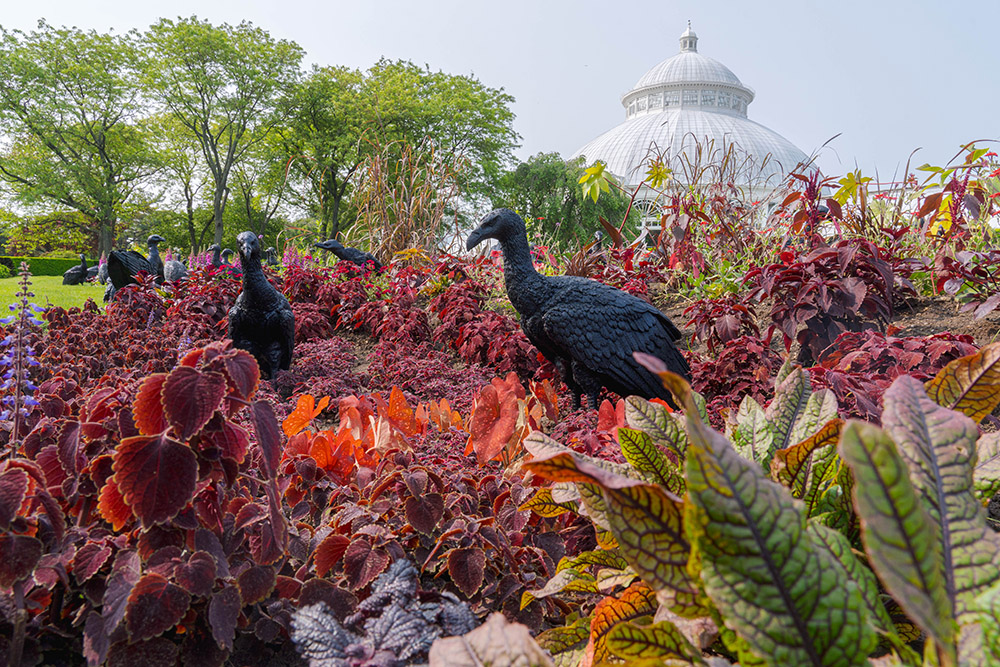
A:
0,256,95,276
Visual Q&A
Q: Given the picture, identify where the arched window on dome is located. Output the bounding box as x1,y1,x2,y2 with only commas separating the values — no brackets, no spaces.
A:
649,93,662,109
682,89,698,106
701,90,715,107
718,91,731,109
665,91,680,107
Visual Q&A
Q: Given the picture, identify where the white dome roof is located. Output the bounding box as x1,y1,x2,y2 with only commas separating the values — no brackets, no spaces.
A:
571,25,807,191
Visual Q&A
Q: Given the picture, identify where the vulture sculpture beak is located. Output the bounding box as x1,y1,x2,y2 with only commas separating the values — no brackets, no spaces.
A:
466,227,486,251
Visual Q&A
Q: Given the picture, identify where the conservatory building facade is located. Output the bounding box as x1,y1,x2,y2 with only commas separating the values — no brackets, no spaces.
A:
571,25,811,226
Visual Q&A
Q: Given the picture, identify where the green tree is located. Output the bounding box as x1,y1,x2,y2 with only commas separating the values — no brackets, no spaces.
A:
280,59,519,239
147,113,213,252
142,17,303,247
0,22,159,255
492,153,636,249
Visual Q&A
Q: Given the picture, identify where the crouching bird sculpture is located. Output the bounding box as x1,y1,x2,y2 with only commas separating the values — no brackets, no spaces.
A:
228,231,295,379
466,208,690,409
313,238,382,271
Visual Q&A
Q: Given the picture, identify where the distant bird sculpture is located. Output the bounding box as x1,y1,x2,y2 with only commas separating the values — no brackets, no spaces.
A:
208,244,222,268
96,254,108,284
221,248,234,266
105,235,165,301
228,231,295,379
163,257,188,282
265,247,279,267
466,208,690,409
313,238,382,271
62,254,90,286
147,235,166,283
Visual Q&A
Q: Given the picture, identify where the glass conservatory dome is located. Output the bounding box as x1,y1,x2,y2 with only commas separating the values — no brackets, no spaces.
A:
571,24,809,198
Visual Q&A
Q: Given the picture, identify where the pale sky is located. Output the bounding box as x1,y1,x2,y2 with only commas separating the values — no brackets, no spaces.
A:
4,0,998,185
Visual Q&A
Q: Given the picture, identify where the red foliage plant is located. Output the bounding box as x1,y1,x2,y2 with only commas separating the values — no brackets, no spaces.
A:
688,336,782,428
683,293,761,355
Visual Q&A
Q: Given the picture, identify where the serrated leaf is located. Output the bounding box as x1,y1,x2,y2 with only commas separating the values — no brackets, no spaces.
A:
839,421,954,650
975,432,1000,501
731,396,774,466
251,400,282,479
133,373,168,435
590,581,657,661
624,396,686,459
606,620,703,663
0,534,42,589
0,468,28,528
162,366,228,440
925,342,1000,422
617,427,685,494
686,411,876,665
238,565,276,605
314,534,350,578
519,487,577,518
175,551,216,598
209,585,241,652
112,433,197,526
448,547,486,598
125,573,191,640
881,376,1000,627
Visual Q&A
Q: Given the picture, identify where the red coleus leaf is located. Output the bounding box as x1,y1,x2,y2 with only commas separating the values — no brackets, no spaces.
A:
196,413,251,464
314,534,351,577
299,579,358,619
175,551,217,597
283,393,331,437
0,467,29,528
209,584,241,652
0,534,42,589
125,572,191,640
103,550,142,635
250,481,288,565
237,565,276,605
447,546,486,598
133,373,168,435
205,347,260,403
342,539,390,591
83,612,109,667
98,478,132,532
57,420,87,478
405,493,444,535
252,400,283,479
73,541,113,584
113,433,198,526
162,366,228,440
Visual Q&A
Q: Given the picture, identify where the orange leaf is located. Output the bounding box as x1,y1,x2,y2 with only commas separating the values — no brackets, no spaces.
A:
387,386,421,437
283,394,331,437
467,385,521,464
590,581,658,661
97,479,132,531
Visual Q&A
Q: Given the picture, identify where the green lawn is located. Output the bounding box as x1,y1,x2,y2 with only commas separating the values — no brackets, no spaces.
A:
0,275,105,311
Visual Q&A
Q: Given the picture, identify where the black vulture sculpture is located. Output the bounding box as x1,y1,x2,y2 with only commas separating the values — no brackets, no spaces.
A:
221,248,234,266
265,247,279,267
313,238,382,271
62,254,89,285
208,244,222,268
228,231,295,379
106,235,165,300
147,235,165,283
466,208,690,409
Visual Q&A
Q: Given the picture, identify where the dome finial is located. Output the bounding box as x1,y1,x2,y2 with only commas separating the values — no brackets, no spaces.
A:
680,22,698,53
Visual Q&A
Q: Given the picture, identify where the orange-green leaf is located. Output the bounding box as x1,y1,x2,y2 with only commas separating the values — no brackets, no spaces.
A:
519,487,577,518
770,419,843,498
606,620,703,664
590,581,657,661
617,427,685,494
925,342,1000,423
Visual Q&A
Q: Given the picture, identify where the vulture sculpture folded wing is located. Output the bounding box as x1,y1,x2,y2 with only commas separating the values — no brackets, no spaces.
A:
466,208,689,409
62,254,89,286
313,239,382,271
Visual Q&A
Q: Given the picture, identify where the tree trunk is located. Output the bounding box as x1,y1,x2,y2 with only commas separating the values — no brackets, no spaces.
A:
213,186,226,246
98,218,115,256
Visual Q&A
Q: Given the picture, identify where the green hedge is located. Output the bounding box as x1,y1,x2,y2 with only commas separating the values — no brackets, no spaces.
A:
0,257,96,277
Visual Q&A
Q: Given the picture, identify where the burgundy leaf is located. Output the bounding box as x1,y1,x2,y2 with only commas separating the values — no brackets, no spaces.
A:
251,400,282,479
0,534,42,589
447,546,486,598
133,373,168,435
342,539,390,591
314,534,351,577
175,551,217,598
237,565,276,605
209,584,242,652
298,579,358,621
163,366,228,440
57,420,87,478
125,572,191,640
405,493,444,535
83,611,109,667
73,541,112,584
113,433,198,526
102,550,141,634
0,468,28,528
